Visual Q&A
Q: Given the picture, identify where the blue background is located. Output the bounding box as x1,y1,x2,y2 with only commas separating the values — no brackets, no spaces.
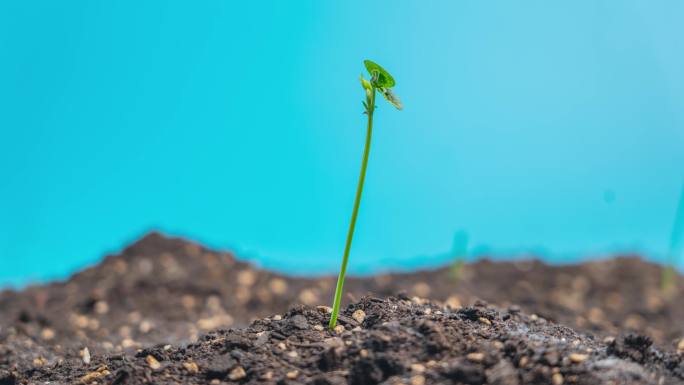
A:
1,1,683,287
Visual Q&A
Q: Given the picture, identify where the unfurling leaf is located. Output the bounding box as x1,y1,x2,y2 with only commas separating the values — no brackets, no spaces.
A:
360,75,372,91
381,88,403,110
360,75,372,99
364,60,396,88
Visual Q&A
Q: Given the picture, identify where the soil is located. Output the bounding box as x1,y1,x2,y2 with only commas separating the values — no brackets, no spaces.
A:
4,296,684,384
1,232,683,384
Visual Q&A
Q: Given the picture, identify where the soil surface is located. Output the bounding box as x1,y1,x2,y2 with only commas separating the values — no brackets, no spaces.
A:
4,296,684,385
1,232,683,384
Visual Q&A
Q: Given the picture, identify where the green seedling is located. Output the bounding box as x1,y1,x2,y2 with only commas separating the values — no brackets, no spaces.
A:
662,180,684,293
449,231,469,282
328,60,403,330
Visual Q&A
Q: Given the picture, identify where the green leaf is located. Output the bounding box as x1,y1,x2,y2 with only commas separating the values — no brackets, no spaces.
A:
360,74,373,100
359,74,372,91
364,60,396,88
381,87,403,110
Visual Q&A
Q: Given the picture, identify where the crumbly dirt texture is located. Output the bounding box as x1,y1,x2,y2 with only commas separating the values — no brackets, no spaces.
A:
1,232,683,384
4,296,684,385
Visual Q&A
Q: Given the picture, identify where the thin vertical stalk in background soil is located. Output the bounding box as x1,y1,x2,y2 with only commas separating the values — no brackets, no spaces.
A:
662,180,684,292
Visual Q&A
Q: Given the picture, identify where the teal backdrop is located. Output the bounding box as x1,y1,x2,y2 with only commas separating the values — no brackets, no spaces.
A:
1,1,683,286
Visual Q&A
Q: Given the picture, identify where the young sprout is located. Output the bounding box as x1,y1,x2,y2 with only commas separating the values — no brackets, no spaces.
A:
662,180,684,292
328,60,403,330
449,231,469,283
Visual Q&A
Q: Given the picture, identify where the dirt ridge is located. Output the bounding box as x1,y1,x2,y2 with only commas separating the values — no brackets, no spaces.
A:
5,296,683,385
1,232,683,384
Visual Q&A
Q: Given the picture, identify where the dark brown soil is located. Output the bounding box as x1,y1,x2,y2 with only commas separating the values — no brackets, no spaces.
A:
1,232,683,384
4,296,684,385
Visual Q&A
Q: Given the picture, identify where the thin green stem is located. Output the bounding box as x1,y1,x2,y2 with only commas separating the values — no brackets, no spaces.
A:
329,89,375,329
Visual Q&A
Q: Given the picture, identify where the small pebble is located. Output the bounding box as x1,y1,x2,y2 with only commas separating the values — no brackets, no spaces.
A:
677,338,684,353
181,295,196,309
80,366,110,384
466,352,485,362
352,309,366,324
314,325,324,331
33,357,47,367
411,375,426,385
82,347,91,365
272,315,282,321
299,289,319,305
290,314,309,330
478,317,492,326
40,328,55,341
94,301,109,315
183,361,199,373
445,296,462,308
334,325,345,334
269,278,288,295
146,355,161,370
121,338,137,349
87,318,100,330
229,366,246,381
119,325,132,338
569,353,588,363
237,270,256,286
260,371,273,380
317,306,333,314
552,372,564,385
410,363,426,373
73,315,90,329
286,370,299,379
287,350,299,358
139,320,153,333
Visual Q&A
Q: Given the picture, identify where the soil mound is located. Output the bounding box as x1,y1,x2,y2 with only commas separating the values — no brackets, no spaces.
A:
1,232,683,380
5,296,682,385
